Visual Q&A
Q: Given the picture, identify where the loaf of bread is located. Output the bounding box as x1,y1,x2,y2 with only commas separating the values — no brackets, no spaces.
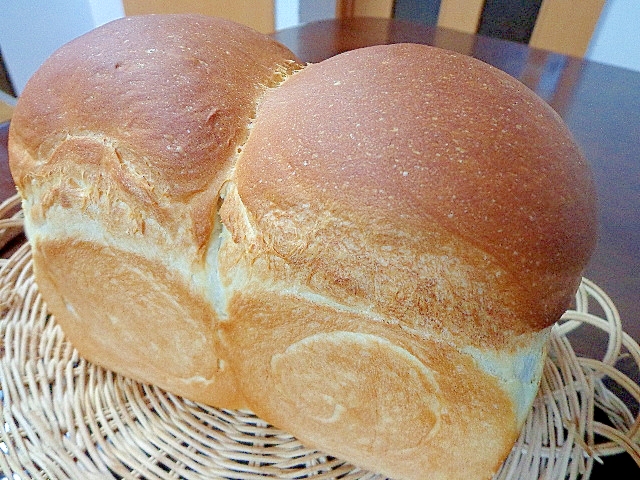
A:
8,14,597,480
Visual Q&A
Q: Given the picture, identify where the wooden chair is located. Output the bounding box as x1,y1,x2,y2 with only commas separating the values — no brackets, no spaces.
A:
335,0,606,58
0,62,14,121
122,0,275,34
0,101,13,123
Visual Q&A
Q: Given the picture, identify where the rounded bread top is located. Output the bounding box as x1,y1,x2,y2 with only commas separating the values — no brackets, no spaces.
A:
237,44,598,331
9,14,301,250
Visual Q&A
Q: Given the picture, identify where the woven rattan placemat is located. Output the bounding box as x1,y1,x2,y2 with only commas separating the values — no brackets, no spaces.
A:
1,194,639,479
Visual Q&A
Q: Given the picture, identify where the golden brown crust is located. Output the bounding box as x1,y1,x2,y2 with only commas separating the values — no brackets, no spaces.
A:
8,12,301,411
236,44,597,339
9,14,301,251
8,18,597,480
33,239,245,407
221,289,518,480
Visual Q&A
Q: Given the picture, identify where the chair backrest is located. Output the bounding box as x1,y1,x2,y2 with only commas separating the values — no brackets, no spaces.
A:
0,100,13,123
1,54,15,121
335,0,606,57
122,0,275,34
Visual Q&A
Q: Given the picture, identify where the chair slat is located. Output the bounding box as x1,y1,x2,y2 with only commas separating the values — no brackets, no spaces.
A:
529,0,606,57
437,0,485,34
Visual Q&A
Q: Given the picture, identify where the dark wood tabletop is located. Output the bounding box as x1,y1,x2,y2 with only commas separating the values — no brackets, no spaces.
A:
0,16,638,477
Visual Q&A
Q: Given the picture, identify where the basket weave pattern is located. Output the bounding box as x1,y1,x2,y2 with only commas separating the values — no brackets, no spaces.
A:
0,194,638,479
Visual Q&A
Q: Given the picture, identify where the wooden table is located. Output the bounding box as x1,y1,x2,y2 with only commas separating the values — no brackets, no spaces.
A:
0,16,638,477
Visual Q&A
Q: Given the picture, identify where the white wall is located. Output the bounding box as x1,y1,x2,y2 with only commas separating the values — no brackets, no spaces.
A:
275,0,300,30
275,0,335,30
586,0,640,72
0,0,124,96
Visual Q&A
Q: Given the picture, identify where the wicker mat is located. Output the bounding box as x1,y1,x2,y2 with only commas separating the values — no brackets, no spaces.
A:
0,194,638,479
